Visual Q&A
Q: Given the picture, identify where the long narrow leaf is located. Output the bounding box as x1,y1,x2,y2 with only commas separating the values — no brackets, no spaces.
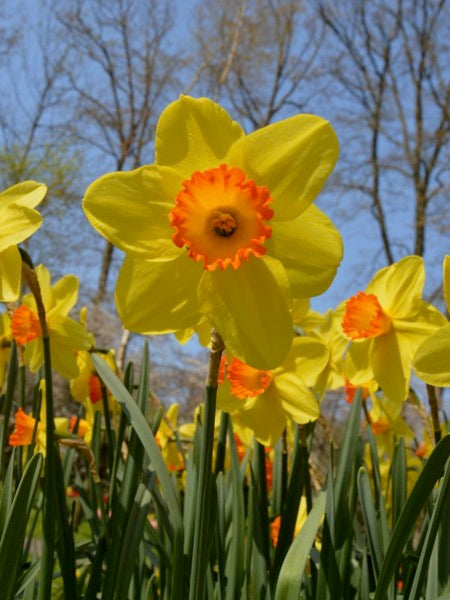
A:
274,491,326,600
374,434,450,599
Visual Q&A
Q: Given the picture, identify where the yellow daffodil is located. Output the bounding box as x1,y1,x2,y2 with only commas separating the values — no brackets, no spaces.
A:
217,337,328,446
0,181,46,301
83,96,342,369
413,255,450,386
10,265,90,378
342,256,446,404
155,404,185,472
9,407,69,455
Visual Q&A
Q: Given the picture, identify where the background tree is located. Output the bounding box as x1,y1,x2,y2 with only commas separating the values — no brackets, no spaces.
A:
316,0,449,281
59,0,185,304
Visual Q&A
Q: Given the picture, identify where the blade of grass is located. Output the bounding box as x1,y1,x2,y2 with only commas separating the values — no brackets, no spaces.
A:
274,491,326,600
408,457,450,599
0,452,43,600
374,434,450,599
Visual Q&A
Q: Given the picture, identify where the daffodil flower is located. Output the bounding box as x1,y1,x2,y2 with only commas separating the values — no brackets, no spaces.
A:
155,404,185,472
83,96,342,369
413,255,450,386
0,181,46,301
217,337,328,446
9,407,69,454
0,311,12,390
342,256,446,404
10,265,90,378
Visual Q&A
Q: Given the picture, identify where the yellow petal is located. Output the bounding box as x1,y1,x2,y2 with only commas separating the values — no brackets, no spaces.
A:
240,387,286,446
48,275,79,317
197,257,293,370
226,114,338,221
367,256,424,318
115,253,202,333
23,338,43,372
83,165,183,260
274,371,319,424
0,246,22,301
279,336,329,388
0,180,47,208
444,255,450,313
345,340,374,384
371,332,409,404
266,205,343,297
413,323,450,386
34,265,54,311
48,315,91,378
0,203,42,252
155,96,244,179
217,379,248,413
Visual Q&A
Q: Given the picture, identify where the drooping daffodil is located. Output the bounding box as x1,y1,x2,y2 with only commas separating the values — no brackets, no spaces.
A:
342,256,446,405
83,96,342,369
413,255,450,386
217,336,328,446
10,265,90,378
0,181,46,301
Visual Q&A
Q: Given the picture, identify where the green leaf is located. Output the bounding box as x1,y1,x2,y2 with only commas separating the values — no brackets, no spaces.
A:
374,434,450,599
0,452,43,600
358,467,383,580
274,491,326,600
408,457,450,599
91,353,184,600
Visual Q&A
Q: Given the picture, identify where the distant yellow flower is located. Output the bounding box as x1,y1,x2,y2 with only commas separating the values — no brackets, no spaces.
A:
10,265,90,378
413,255,450,386
0,181,46,301
9,407,69,454
83,96,342,369
155,404,185,472
342,256,446,404
217,337,327,446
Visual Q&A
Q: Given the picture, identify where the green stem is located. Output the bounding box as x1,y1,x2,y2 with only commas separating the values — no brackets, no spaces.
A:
426,384,442,444
39,335,55,600
189,329,224,600
214,411,229,476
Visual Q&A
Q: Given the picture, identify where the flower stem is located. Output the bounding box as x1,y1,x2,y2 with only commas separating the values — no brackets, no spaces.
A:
426,384,442,444
189,329,224,600
21,260,55,600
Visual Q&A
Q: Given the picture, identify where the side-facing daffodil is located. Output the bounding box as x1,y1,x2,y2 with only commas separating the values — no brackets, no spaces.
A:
10,265,90,378
83,96,342,369
0,181,46,301
342,256,446,405
155,403,185,472
413,255,450,386
217,336,328,446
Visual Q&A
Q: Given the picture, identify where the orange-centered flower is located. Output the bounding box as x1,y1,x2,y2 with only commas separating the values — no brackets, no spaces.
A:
11,305,42,345
88,374,103,404
9,407,40,446
227,357,273,399
170,164,273,271
342,292,391,340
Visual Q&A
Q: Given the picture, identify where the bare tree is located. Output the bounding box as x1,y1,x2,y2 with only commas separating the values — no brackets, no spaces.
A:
191,0,326,129
317,0,449,265
59,0,185,303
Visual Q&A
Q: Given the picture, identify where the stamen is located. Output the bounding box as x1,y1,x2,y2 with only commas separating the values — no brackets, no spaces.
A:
210,211,237,237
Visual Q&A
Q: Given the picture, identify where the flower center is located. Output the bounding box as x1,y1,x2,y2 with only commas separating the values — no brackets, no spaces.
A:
342,292,391,340
11,305,42,345
227,357,273,399
170,164,273,271
209,210,237,237
88,374,103,404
